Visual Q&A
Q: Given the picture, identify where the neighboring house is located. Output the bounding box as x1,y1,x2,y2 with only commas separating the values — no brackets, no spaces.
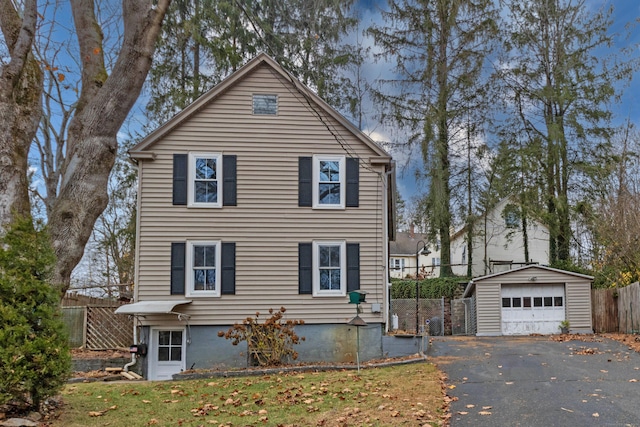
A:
463,265,593,335
450,198,550,278
389,229,440,279
115,54,396,380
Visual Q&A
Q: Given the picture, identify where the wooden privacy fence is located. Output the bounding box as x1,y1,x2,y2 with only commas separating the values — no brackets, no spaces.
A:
591,282,640,333
61,305,133,349
618,282,640,334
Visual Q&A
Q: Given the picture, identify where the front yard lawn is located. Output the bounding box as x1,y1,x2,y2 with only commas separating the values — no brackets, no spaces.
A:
48,362,448,426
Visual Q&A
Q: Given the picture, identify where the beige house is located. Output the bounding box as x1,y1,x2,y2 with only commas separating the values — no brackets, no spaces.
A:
116,54,396,379
463,265,593,336
451,197,550,277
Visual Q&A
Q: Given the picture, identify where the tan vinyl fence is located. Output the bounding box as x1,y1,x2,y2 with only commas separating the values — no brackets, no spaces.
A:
591,282,640,334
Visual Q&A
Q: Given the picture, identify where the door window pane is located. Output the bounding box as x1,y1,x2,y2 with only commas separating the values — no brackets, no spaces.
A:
544,297,552,307
512,297,522,308
534,297,542,307
523,297,531,308
554,297,563,307
502,297,511,308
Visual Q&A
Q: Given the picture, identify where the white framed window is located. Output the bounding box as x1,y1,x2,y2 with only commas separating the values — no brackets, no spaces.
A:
432,257,441,266
313,155,345,209
313,241,346,296
188,153,222,207
253,94,278,115
186,241,221,297
391,258,405,271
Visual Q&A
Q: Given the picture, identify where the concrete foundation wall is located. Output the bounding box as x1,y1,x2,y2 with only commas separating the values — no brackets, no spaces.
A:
138,324,430,377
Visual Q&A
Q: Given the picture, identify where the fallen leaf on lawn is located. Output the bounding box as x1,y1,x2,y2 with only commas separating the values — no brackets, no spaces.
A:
479,411,492,415
466,404,475,408
147,419,159,425
505,382,514,385
171,389,181,394
258,409,268,414
600,370,608,373
458,411,469,415
593,413,600,417
88,411,106,417
390,411,400,417
142,400,151,404
497,365,502,368
561,408,574,413
629,379,638,382
482,406,492,410
448,385,456,389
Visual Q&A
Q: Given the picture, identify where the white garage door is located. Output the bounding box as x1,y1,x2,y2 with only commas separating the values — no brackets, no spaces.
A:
501,284,565,335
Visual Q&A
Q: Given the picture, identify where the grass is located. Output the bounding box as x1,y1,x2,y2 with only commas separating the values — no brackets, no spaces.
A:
49,362,447,427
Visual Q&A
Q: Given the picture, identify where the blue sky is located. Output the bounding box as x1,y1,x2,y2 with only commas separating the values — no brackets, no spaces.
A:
355,0,640,207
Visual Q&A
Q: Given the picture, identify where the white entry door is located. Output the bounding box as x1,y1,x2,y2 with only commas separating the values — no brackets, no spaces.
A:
501,284,565,335
149,328,186,380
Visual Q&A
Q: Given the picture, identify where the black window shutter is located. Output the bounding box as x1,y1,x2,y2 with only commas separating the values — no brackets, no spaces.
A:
346,157,359,207
221,242,236,295
298,157,312,207
173,154,188,205
298,243,312,294
223,155,237,206
170,242,186,295
346,243,360,292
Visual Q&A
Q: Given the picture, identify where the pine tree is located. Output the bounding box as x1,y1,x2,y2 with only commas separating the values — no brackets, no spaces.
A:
368,0,498,276
496,0,639,264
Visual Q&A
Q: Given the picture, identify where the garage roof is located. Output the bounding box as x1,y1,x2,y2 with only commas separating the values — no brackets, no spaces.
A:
463,265,594,298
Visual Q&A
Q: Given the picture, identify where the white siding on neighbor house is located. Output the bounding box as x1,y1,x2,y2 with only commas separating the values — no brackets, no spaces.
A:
472,266,593,335
135,64,389,326
389,253,438,279
451,198,550,278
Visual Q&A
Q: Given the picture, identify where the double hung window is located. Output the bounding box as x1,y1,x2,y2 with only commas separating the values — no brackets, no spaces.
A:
188,153,222,207
313,241,346,296
186,241,221,297
313,155,345,208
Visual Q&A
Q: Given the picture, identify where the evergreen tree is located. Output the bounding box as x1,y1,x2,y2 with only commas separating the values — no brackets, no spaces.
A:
368,0,497,276
0,218,70,411
496,0,639,264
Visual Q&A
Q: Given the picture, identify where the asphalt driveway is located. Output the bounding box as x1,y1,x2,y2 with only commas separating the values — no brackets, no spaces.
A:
428,335,640,426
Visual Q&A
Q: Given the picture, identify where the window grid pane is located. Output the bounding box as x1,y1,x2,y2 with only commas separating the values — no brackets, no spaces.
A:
194,157,218,203
318,244,341,291
318,160,341,205
192,244,217,292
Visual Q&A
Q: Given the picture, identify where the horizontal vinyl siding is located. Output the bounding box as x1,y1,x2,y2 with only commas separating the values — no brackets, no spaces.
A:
475,283,502,335
565,279,593,331
135,64,388,326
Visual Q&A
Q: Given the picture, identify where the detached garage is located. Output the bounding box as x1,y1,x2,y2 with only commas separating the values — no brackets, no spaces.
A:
463,265,593,336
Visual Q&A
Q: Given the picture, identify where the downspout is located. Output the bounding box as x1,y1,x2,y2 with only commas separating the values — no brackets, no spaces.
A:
123,320,137,372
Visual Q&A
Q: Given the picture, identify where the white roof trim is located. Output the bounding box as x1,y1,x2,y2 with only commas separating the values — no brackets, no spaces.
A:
114,300,192,315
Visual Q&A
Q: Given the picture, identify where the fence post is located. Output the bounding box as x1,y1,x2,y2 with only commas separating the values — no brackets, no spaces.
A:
82,307,88,348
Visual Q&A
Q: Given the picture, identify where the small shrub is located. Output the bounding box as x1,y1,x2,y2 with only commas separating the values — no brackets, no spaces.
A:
218,307,305,366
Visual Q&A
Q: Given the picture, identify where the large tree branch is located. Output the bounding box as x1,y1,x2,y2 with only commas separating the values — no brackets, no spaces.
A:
50,0,170,290
0,0,43,226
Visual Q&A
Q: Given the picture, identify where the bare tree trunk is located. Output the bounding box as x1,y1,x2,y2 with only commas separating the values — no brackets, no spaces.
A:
47,0,170,291
0,0,42,226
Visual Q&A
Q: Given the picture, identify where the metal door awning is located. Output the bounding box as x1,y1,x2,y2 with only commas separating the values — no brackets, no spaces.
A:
115,300,192,317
